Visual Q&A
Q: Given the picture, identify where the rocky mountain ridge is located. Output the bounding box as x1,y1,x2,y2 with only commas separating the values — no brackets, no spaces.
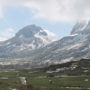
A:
0,21,90,67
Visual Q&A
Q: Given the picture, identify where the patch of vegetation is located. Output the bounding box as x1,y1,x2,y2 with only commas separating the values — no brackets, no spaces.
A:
0,59,90,90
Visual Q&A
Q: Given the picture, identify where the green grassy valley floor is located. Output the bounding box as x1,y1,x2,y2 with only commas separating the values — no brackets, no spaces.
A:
0,59,90,90
0,70,90,90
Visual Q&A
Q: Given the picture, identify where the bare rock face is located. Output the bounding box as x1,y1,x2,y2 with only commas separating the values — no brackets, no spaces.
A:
35,20,90,65
0,21,90,67
0,24,57,58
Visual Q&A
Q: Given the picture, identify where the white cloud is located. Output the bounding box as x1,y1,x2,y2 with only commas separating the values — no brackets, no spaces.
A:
0,7,3,18
0,28,15,41
24,0,90,22
0,0,90,22
44,30,58,41
0,0,27,18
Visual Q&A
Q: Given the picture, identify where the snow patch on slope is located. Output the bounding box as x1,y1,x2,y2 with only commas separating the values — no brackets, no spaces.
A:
44,30,57,41
71,20,89,34
34,30,57,45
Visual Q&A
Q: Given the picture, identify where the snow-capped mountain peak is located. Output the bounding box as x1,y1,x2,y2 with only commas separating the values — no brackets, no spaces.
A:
16,24,43,38
71,20,90,35
0,24,57,55
0,21,90,67
35,20,90,65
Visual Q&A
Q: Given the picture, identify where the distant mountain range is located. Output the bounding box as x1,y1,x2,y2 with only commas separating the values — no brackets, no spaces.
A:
0,21,90,68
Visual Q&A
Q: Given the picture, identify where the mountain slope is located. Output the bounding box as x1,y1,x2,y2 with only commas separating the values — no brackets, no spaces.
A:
34,20,90,65
0,24,57,58
0,21,90,67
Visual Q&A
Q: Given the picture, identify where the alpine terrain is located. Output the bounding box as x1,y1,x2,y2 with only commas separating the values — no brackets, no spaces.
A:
0,24,57,58
0,21,90,68
36,20,90,65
